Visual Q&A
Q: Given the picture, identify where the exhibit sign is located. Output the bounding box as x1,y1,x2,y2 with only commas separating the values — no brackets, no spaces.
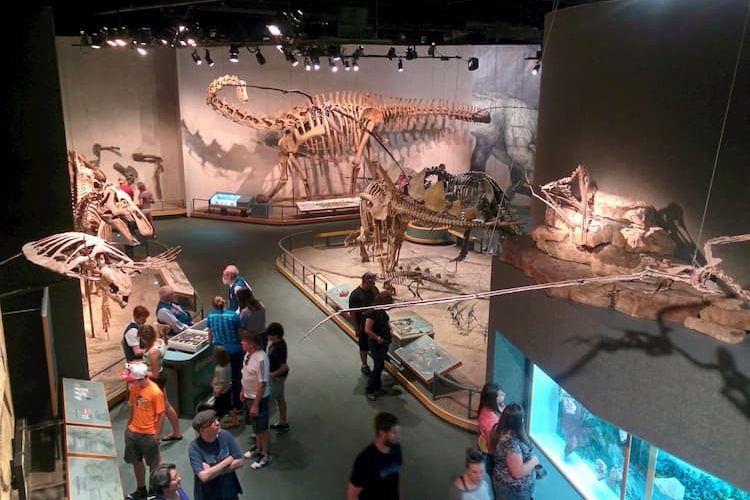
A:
62,378,110,428
66,456,123,500
394,335,461,384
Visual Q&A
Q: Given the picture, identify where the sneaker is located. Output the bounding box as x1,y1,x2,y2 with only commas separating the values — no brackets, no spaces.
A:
250,454,272,470
270,422,290,431
361,365,372,375
126,487,148,500
243,446,261,460
366,393,377,402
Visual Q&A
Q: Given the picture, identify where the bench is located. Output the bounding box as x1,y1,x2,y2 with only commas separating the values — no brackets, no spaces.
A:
314,229,354,247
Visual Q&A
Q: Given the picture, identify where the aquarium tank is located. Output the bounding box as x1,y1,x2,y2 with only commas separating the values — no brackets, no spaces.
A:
528,365,749,500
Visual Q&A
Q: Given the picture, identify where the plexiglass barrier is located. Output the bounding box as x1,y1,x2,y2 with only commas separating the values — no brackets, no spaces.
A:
529,364,749,500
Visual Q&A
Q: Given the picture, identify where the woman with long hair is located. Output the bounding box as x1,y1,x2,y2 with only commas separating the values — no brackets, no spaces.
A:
207,295,242,427
491,404,539,499
363,291,394,401
138,325,182,441
237,288,266,346
478,383,506,471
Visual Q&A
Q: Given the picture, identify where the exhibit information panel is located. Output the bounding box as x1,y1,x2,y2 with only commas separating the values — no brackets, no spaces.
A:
65,425,116,458
529,365,750,499
67,455,123,500
62,378,111,428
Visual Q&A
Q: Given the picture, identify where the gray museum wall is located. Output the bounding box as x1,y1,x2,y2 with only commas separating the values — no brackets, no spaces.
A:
56,37,186,206
1,8,88,422
175,45,540,206
487,0,749,491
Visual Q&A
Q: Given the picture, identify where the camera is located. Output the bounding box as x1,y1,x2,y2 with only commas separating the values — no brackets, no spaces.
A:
534,464,547,479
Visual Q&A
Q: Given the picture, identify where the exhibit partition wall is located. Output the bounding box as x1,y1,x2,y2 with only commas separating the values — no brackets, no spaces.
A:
175,44,540,209
489,0,750,494
56,38,186,210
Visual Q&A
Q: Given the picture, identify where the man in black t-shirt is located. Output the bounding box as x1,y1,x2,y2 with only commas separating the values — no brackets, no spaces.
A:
347,412,402,500
348,272,379,375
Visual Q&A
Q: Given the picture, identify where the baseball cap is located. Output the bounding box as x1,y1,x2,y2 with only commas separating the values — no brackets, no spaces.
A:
120,362,148,382
362,272,377,282
192,409,217,431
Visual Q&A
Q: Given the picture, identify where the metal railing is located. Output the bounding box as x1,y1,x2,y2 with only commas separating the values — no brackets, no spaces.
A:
432,371,482,421
277,231,333,306
192,198,299,220
278,231,480,422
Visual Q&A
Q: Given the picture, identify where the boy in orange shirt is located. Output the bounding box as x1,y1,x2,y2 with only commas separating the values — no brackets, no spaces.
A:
122,362,166,500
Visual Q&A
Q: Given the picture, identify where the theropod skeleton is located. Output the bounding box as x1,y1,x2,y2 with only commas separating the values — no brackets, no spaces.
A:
206,75,491,200
352,160,521,275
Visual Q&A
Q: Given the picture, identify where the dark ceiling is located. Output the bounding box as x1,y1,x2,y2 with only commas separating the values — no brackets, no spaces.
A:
51,0,603,45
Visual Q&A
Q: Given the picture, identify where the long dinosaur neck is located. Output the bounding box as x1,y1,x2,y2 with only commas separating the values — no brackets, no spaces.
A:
206,75,283,131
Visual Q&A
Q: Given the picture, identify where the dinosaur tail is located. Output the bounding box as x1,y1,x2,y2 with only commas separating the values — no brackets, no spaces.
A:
206,75,282,131
381,97,491,124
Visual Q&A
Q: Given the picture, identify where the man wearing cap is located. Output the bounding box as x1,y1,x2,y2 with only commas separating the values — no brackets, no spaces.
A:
122,362,166,500
348,272,379,375
188,409,244,500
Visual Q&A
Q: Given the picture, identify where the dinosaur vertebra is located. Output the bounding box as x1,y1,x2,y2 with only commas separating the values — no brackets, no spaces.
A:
206,75,490,199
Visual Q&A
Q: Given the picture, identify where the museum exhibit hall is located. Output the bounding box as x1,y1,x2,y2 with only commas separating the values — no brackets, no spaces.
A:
1,0,749,498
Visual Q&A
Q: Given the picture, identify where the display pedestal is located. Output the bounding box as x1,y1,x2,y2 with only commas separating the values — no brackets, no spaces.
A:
163,344,213,418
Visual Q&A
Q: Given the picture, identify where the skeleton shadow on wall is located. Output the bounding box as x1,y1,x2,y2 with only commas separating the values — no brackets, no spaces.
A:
181,120,278,182
555,308,750,420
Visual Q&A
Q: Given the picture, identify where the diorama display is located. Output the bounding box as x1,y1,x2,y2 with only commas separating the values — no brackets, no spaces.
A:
529,364,749,499
207,74,492,201
502,164,749,344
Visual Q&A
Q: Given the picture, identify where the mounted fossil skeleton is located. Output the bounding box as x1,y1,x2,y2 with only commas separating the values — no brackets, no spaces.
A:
22,232,180,331
351,160,521,275
68,150,153,245
381,266,461,299
206,75,490,200
409,164,512,261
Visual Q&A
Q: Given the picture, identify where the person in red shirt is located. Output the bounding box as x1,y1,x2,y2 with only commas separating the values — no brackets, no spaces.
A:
118,176,135,200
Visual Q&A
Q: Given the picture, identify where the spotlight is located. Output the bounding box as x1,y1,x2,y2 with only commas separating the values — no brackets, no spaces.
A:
329,57,338,72
229,44,239,63
205,49,214,66
353,61,359,71
304,57,312,71
192,49,202,65
386,47,396,60
290,56,299,67
137,47,148,56
91,34,103,49
178,25,187,33
344,60,351,71
467,57,479,71
312,55,320,71
160,38,169,45
405,45,417,60
114,38,127,47
267,24,282,36
187,38,197,47
352,45,364,58
106,39,118,47
532,62,541,75
256,48,266,65
398,58,404,72
428,42,436,57
179,40,188,47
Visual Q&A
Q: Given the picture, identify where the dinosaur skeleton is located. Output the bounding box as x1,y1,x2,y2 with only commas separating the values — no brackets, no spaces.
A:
22,232,180,331
352,160,521,274
68,151,153,245
380,266,459,299
410,165,513,261
206,75,490,200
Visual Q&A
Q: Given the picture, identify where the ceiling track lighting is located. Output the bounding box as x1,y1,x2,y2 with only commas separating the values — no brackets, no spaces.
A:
398,58,404,72
229,44,239,63
467,57,479,71
136,47,148,56
191,49,202,65
386,47,396,61
344,60,351,71
428,42,436,58
329,57,338,72
304,57,312,71
205,49,214,66
405,45,418,60
267,24,282,36
353,60,359,71
532,62,541,75
312,55,320,71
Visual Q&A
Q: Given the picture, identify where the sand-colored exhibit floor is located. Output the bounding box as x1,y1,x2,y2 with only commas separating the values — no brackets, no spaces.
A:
291,239,493,418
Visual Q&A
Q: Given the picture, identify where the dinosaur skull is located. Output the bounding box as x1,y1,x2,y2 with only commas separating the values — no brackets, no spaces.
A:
99,266,133,307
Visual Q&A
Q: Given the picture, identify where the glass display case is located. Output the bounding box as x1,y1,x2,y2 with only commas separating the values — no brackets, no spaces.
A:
529,364,749,500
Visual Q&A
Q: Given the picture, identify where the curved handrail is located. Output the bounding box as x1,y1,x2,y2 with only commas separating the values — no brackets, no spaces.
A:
432,371,482,420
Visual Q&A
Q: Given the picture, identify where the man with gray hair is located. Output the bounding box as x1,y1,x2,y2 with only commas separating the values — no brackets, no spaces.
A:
222,265,251,313
156,286,192,335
